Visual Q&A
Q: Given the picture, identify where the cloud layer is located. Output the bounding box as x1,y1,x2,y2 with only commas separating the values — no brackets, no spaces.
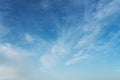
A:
0,0,120,80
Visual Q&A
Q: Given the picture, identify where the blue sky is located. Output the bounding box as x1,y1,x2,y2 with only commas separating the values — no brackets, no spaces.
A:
0,0,120,80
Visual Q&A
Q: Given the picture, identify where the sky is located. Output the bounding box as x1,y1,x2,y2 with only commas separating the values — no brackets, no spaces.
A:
0,0,120,80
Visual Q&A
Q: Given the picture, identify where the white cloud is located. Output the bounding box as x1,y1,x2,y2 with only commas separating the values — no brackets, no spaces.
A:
0,43,21,60
95,0,120,19
0,43,40,80
24,33,34,43
40,0,50,10
40,41,70,70
40,54,58,69
0,43,34,61
0,65,20,80
39,0,120,70
65,54,90,66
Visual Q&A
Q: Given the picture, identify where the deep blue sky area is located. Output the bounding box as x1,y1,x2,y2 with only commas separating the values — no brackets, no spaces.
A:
0,0,120,80
1,0,100,41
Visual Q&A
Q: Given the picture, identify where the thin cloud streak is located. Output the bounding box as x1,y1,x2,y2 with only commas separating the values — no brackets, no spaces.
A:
65,54,90,66
40,0,120,70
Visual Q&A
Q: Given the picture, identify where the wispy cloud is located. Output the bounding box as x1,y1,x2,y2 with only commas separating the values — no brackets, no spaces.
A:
40,0,50,10
0,43,41,80
40,40,70,70
0,0,120,79
40,0,120,70
0,42,35,62
65,54,90,66
24,33,35,43
0,65,21,80
95,0,120,19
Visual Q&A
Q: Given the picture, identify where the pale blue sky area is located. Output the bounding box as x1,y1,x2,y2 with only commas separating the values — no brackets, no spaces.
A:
0,0,120,80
